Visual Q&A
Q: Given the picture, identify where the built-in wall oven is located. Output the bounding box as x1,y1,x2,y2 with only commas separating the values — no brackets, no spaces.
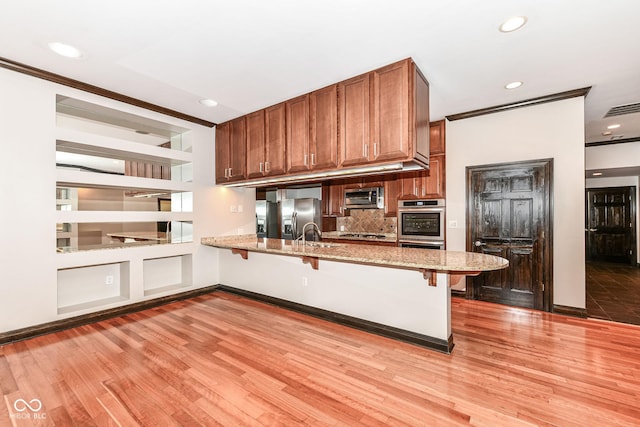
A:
397,199,445,249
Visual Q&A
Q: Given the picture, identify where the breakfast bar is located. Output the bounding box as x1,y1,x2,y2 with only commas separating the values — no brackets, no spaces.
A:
202,235,508,353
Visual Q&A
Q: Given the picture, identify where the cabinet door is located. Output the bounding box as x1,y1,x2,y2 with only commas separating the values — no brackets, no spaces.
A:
215,121,230,183
429,120,445,155
371,59,410,162
339,73,371,167
398,171,419,199
265,103,286,176
420,154,445,198
329,181,345,216
310,85,338,170
228,116,247,181
286,94,310,173
246,110,266,179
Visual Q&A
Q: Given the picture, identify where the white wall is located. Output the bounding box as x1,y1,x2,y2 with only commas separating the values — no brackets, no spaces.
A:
446,98,586,309
0,67,221,332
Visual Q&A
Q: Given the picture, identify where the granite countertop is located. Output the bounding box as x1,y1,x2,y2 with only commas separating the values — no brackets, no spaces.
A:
201,235,508,274
321,231,397,243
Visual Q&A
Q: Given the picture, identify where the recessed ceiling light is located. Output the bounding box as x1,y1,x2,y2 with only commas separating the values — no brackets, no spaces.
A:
505,81,523,90
48,42,83,58
199,99,218,107
607,124,621,129
499,16,527,32
592,172,603,176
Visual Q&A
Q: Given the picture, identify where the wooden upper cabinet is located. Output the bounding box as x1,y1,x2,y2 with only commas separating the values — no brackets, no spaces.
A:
215,118,246,183
286,94,310,174
339,73,371,167
371,59,410,162
215,122,230,183
398,155,445,199
339,58,429,168
265,103,286,176
228,117,247,181
217,58,430,185
429,119,445,155
310,85,339,170
246,110,266,179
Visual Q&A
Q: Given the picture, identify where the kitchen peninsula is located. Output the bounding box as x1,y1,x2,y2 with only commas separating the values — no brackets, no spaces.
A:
202,235,508,353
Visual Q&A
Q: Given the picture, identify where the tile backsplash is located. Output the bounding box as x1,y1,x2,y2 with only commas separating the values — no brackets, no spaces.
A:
336,209,397,233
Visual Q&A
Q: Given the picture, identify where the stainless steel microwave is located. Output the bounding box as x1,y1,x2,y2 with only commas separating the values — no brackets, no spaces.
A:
344,187,384,209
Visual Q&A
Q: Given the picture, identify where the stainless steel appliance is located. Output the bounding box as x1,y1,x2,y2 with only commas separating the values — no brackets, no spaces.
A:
344,187,384,210
255,200,278,238
279,198,322,241
398,199,445,249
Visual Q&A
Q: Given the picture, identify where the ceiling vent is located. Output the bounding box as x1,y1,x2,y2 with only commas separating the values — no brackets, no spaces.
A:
604,102,640,117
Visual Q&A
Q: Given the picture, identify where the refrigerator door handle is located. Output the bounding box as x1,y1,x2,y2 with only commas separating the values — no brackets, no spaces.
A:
292,211,298,240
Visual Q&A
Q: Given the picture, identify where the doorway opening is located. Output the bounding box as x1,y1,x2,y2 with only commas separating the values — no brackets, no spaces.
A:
585,186,639,325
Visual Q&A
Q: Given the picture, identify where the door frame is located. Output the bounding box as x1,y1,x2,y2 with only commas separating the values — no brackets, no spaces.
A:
465,158,554,312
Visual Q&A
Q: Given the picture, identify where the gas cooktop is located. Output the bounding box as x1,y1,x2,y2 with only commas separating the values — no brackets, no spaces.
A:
339,233,387,239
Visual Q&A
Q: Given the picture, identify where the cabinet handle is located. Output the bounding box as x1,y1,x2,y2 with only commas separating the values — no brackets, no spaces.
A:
224,168,229,178
373,143,378,157
259,162,264,173
311,153,316,165
265,161,269,172
228,167,232,177
363,144,368,158
422,187,426,196
304,154,308,166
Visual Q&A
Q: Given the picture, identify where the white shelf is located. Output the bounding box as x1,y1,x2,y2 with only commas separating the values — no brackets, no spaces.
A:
58,296,130,315
56,128,193,164
57,261,130,314
56,169,193,192
55,211,193,223
143,254,193,296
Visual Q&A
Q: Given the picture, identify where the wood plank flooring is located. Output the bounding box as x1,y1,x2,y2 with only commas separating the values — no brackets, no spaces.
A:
1,291,640,426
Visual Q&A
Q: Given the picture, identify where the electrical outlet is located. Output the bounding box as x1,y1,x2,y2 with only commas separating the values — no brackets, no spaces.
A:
302,277,308,287
237,205,243,213
448,220,458,228
230,205,237,213
105,275,114,286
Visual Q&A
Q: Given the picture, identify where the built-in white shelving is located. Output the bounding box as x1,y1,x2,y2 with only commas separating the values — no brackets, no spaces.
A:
55,95,198,315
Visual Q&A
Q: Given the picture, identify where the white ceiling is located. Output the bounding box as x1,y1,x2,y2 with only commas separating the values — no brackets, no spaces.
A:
2,0,640,144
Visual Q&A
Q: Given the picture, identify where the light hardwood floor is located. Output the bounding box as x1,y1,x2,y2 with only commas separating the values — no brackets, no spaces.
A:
1,292,640,426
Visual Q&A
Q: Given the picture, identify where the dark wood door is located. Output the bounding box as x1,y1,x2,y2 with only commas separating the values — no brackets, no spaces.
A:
586,187,636,263
467,159,553,311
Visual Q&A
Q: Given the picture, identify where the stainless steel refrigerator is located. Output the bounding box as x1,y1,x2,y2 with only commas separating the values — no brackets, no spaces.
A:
256,200,278,238
279,198,322,241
